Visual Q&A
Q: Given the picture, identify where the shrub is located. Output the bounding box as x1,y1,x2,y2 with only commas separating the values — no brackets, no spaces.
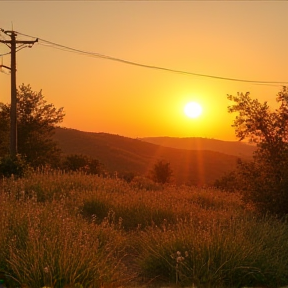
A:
236,156,288,217
0,154,28,178
131,175,162,191
213,170,238,192
81,198,110,223
62,154,105,175
118,171,136,183
150,159,173,184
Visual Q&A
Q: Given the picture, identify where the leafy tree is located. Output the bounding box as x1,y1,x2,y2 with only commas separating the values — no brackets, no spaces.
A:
227,86,288,216
0,84,65,168
150,159,173,184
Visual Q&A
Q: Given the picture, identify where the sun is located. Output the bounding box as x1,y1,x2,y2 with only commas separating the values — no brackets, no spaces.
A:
184,102,203,118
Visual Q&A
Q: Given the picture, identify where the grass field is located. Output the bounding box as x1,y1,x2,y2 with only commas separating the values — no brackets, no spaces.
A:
0,170,288,288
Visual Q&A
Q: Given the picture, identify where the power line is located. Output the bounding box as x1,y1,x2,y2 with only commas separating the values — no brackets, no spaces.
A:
8,30,288,85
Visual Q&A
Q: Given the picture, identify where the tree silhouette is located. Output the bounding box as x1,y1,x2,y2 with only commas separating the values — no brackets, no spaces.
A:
228,86,288,216
150,159,173,184
0,84,65,168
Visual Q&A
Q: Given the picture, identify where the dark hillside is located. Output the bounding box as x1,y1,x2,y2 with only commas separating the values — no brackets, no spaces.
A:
141,137,256,158
54,128,240,185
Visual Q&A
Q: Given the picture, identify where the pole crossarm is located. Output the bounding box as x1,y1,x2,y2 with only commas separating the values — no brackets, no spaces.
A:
0,39,38,45
0,64,11,70
0,29,38,45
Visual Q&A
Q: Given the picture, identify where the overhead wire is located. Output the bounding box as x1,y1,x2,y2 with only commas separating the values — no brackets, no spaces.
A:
0,31,11,49
9,30,288,85
0,52,11,56
0,31,11,73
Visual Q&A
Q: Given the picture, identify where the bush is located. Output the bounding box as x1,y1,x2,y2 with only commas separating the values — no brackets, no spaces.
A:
81,198,110,223
131,175,162,191
150,159,173,184
213,170,238,192
0,154,28,178
236,155,288,217
118,171,136,183
62,154,105,175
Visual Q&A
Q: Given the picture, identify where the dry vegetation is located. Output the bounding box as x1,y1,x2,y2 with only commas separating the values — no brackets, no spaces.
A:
0,171,288,288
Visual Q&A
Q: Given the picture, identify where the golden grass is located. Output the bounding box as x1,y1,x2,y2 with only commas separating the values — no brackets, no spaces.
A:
0,171,287,288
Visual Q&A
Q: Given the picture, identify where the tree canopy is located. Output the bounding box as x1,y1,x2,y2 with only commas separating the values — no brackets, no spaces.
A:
228,87,288,160
227,86,288,216
0,84,65,168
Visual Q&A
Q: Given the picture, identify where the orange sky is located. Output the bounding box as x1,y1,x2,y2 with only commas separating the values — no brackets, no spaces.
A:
1,1,287,141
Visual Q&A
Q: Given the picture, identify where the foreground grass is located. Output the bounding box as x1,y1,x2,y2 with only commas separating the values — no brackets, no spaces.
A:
0,171,288,288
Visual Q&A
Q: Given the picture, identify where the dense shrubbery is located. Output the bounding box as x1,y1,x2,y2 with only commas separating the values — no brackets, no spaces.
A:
0,154,29,178
61,154,106,176
213,169,238,192
235,154,288,216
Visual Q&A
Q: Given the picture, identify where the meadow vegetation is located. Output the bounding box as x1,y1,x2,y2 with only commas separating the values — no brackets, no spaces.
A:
1,171,288,288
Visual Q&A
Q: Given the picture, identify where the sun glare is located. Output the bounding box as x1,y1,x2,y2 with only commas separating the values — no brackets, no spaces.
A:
184,102,203,118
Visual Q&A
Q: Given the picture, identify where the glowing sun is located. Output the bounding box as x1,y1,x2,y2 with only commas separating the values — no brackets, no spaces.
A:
184,102,203,118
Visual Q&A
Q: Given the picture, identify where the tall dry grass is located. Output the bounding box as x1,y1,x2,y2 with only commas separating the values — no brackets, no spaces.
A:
137,215,288,288
0,171,288,288
0,173,130,288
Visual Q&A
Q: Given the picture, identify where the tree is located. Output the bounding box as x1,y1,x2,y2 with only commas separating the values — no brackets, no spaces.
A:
227,86,288,216
150,159,173,184
0,84,65,168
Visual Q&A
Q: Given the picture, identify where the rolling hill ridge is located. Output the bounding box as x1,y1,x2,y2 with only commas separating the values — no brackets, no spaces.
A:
141,137,256,158
53,128,250,185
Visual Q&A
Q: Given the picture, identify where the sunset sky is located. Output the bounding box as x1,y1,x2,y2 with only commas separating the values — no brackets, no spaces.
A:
1,1,287,141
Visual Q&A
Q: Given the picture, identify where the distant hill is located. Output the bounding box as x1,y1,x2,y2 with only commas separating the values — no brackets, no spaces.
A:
141,137,256,158
53,128,245,185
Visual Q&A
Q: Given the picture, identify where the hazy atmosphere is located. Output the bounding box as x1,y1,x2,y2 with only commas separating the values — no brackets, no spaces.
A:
1,2,288,288
1,1,288,140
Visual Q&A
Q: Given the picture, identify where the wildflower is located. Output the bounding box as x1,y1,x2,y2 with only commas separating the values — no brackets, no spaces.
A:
177,256,184,263
44,267,49,274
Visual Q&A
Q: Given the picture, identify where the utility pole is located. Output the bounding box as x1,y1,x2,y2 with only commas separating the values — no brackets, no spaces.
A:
0,29,37,157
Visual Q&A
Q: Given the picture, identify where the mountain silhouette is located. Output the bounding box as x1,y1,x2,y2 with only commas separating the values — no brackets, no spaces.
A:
141,136,256,158
54,127,252,185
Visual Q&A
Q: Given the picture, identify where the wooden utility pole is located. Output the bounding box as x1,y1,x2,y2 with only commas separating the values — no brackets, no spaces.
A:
0,29,37,157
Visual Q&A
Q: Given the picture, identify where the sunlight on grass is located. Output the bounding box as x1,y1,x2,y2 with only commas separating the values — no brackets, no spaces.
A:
0,171,288,288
